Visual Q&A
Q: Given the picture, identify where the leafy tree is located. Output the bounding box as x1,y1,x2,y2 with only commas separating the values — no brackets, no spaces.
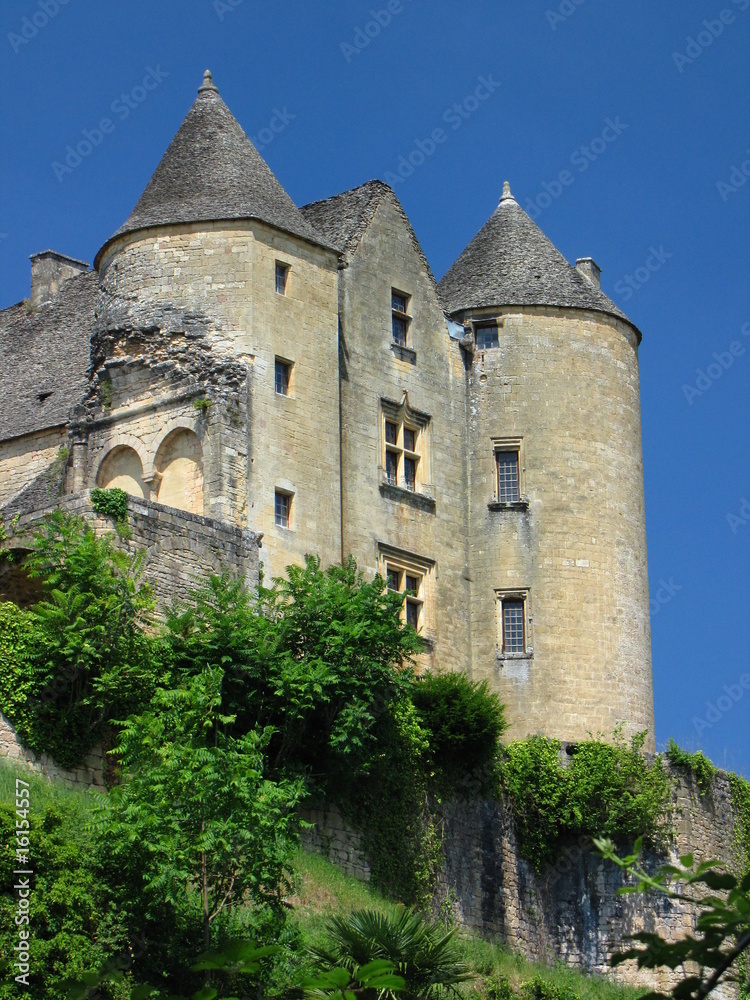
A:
164,557,423,783
411,672,507,796
596,837,750,1000
100,667,304,961
0,511,161,768
307,908,473,999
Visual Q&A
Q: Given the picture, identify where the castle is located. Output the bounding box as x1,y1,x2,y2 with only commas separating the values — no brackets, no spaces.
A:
0,71,654,747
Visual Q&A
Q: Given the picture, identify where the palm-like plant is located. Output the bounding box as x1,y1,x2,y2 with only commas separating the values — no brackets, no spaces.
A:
307,908,473,998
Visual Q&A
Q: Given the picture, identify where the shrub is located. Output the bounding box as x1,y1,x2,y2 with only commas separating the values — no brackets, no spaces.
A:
665,738,716,796
411,671,507,795
499,731,672,872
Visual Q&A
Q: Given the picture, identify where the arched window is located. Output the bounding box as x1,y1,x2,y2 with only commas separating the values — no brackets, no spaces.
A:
96,446,145,498
155,429,204,515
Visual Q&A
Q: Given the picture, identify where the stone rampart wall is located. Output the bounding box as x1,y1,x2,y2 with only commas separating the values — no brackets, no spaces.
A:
297,764,739,995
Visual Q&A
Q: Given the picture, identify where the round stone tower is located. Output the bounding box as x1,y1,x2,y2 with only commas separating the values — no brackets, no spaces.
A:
439,182,654,747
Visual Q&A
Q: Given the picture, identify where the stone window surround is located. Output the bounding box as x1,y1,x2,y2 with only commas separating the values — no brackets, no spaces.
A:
488,435,529,511
377,541,436,644
275,259,290,295
495,587,533,660
379,394,433,502
274,356,293,396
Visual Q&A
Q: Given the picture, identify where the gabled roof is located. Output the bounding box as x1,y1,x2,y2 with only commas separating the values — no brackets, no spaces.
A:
438,183,637,335
301,180,436,286
95,71,332,268
0,271,96,443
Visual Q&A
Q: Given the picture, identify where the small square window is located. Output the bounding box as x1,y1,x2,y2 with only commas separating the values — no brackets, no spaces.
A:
502,599,525,653
385,421,398,446
274,490,291,528
387,568,401,591
392,292,407,314
275,358,291,396
275,262,289,295
403,428,415,453
405,574,419,594
406,599,420,629
476,324,499,350
496,451,520,502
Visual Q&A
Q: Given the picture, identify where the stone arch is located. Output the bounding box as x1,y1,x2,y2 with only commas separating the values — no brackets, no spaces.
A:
96,445,146,498
154,428,204,515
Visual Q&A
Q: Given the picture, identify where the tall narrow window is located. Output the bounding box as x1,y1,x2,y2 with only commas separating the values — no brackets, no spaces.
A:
275,262,289,295
496,450,520,502
274,490,291,528
391,290,410,346
502,599,525,653
275,358,291,396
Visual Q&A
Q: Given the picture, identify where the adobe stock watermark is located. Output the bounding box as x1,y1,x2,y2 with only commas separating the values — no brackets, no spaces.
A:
716,148,750,201
382,74,500,187
726,497,750,535
213,0,245,20
523,118,629,221
672,0,749,72
250,107,295,152
613,246,673,301
51,66,169,182
7,0,73,54
341,0,414,62
545,0,587,31
693,673,750,737
650,577,682,617
682,320,749,405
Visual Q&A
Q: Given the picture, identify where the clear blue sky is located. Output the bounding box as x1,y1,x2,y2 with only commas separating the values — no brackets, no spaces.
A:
1,1,748,775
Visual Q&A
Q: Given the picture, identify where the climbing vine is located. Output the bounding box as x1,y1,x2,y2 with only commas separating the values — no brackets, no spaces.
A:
498,730,673,872
665,737,717,795
91,486,131,538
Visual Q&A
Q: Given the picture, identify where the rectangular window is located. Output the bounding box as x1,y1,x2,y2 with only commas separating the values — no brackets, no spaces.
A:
404,456,416,491
392,289,410,347
502,599,525,653
385,450,399,486
386,562,423,631
275,262,289,295
385,421,398,446
274,358,291,396
496,450,520,502
476,324,499,350
274,490,291,528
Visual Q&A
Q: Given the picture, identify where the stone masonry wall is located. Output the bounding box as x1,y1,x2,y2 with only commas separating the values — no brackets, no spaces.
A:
298,763,740,995
3,490,260,606
0,713,106,789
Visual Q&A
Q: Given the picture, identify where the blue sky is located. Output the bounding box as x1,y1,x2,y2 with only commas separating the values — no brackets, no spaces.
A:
1,1,748,775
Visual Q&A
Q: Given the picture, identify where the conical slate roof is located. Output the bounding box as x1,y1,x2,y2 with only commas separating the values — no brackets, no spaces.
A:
438,183,634,333
95,71,330,267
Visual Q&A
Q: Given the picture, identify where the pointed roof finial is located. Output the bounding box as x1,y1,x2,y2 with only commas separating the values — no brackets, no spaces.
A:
499,180,515,205
198,69,218,94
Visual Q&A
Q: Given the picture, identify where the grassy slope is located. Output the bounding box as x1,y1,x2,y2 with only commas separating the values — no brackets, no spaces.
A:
289,848,641,1000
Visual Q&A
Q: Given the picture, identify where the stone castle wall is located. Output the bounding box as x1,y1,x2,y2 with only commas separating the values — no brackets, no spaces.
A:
1,490,260,606
298,764,739,995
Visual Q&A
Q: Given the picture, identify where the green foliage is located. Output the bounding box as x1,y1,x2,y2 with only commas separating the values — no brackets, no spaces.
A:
411,671,507,796
302,959,405,999
307,908,473,999
91,487,130,537
0,511,161,768
0,782,128,1000
164,558,422,783
664,739,716,796
499,731,672,872
596,836,750,1000
100,667,304,970
520,976,582,1000
192,398,212,414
